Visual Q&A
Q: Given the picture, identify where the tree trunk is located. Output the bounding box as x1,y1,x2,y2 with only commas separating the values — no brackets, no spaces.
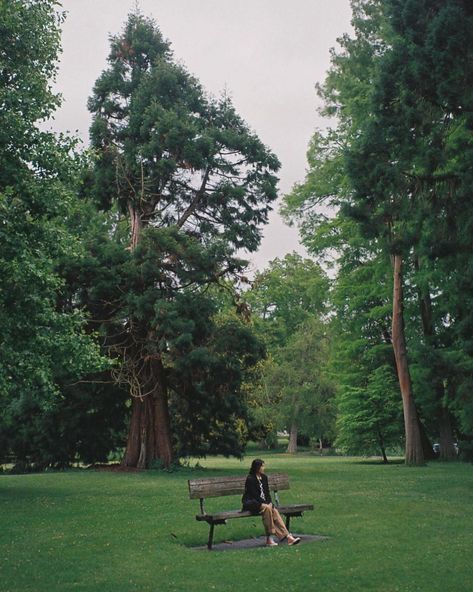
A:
122,395,158,468
287,422,298,454
392,254,424,466
128,203,143,250
153,360,173,468
418,414,437,461
122,358,174,469
439,406,457,461
121,203,174,469
414,255,454,461
377,425,389,464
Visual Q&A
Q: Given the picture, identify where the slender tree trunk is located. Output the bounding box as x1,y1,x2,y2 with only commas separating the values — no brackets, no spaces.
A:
287,422,298,454
377,425,389,464
392,254,424,466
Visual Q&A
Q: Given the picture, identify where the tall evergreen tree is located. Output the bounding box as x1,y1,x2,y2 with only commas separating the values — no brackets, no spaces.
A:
87,13,279,468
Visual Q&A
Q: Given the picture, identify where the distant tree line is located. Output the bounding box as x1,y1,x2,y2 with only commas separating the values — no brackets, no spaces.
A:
1,0,472,471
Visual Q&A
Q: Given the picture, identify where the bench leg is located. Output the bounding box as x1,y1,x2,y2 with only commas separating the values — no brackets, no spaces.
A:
207,523,215,550
285,515,291,531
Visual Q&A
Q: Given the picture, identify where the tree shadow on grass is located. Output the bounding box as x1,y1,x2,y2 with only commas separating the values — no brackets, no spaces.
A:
353,458,405,466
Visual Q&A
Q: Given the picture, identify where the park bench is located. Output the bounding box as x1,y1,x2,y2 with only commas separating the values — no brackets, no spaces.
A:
188,473,314,550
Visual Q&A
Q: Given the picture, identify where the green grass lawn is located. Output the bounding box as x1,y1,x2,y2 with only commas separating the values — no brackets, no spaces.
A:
1,453,472,592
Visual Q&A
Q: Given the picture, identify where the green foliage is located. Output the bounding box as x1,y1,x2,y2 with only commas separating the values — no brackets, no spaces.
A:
266,318,336,442
170,312,265,458
245,254,332,445
81,12,281,463
0,0,110,468
247,252,329,350
88,12,279,251
336,365,403,457
282,0,473,457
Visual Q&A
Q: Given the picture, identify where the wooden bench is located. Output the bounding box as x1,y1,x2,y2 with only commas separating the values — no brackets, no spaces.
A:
188,473,314,550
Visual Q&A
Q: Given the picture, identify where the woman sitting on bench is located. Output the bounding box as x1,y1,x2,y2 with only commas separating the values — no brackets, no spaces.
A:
242,458,301,547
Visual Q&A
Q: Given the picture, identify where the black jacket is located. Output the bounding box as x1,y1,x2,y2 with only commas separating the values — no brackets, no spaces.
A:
241,473,272,512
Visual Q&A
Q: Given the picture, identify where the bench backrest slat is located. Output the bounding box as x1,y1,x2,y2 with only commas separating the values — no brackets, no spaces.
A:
188,473,290,499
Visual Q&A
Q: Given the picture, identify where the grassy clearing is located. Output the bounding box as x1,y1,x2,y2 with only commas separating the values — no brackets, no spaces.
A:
1,453,472,592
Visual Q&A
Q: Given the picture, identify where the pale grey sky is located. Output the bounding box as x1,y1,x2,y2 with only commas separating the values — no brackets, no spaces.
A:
50,0,352,272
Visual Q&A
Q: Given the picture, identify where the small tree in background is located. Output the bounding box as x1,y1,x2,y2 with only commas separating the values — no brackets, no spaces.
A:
336,366,403,463
266,318,335,454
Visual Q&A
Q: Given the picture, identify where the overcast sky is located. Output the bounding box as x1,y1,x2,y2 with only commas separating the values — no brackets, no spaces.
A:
50,0,353,272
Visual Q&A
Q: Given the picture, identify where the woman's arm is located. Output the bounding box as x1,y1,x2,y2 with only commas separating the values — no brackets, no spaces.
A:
242,475,262,512
244,475,260,501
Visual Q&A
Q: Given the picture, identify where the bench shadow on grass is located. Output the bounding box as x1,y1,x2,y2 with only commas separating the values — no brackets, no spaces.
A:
188,533,330,552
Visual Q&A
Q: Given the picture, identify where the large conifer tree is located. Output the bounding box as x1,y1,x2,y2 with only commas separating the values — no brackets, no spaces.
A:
87,13,279,468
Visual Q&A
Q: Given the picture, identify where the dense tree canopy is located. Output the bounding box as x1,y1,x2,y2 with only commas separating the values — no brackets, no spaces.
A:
245,254,333,452
0,0,108,468
283,0,473,464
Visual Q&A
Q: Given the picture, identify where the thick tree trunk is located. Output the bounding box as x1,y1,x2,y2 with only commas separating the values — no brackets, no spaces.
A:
392,255,424,466
153,362,173,468
122,395,158,468
122,359,174,469
128,203,143,250
121,203,174,469
439,407,457,461
287,422,298,454
418,415,437,461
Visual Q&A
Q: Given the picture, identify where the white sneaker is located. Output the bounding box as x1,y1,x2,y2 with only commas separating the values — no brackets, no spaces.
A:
287,535,301,546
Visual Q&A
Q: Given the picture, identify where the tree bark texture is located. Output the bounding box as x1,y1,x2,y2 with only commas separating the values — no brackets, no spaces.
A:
128,203,143,251
392,254,425,466
121,203,174,469
121,375,173,469
439,407,457,461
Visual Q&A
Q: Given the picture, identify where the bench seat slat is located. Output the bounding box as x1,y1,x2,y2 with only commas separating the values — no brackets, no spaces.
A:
196,503,314,523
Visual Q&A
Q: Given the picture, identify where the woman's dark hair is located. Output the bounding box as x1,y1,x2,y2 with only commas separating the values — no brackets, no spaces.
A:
249,458,264,475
